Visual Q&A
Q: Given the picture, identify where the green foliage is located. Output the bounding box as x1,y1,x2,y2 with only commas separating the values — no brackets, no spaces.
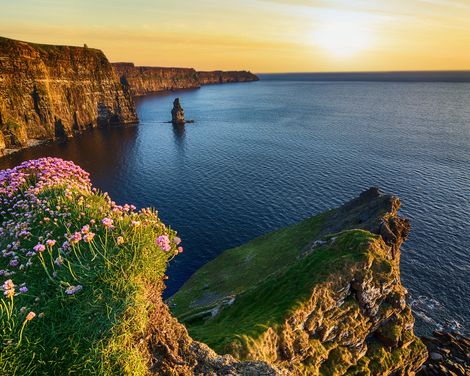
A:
0,185,178,374
171,211,377,354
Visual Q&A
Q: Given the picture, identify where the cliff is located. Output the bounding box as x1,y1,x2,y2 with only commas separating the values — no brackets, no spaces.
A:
112,63,200,97
170,188,428,375
197,70,259,85
112,62,259,97
0,37,137,156
3,158,466,375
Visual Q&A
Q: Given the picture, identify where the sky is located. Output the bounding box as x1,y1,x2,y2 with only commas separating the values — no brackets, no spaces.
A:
1,0,469,72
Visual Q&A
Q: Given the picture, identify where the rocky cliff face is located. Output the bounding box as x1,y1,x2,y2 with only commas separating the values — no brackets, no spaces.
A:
0,37,137,156
169,188,429,375
197,70,259,85
112,63,259,97
112,63,200,97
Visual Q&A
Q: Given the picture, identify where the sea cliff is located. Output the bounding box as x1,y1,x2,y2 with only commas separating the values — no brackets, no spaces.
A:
3,159,466,375
112,63,201,96
0,36,259,157
170,188,428,375
0,37,137,156
197,70,260,85
112,62,259,97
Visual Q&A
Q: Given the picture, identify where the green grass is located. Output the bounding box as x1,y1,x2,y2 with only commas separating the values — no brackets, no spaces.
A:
0,183,178,374
171,211,381,354
170,211,332,317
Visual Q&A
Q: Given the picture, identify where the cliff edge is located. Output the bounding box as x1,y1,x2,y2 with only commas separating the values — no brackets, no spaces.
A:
170,188,428,375
3,158,465,375
113,62,259,97
0,37,138,156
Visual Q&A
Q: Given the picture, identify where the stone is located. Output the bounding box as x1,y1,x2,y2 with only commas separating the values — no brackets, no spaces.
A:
430,352,444,361
0,36,138,155
171,98,185,124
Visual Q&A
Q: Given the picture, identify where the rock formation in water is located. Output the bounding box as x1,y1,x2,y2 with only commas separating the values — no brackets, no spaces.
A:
0,36,259,156
112,62,259,97
171,98,185,124
0,37,138,156
169,188,429,375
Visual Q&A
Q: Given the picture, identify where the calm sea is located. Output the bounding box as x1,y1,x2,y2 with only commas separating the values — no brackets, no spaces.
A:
1,75,469,336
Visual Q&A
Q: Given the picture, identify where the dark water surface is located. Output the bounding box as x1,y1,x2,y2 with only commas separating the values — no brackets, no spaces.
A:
1,80,469,335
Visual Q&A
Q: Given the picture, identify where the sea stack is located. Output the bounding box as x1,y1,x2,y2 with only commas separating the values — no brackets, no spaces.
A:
171,98,185,124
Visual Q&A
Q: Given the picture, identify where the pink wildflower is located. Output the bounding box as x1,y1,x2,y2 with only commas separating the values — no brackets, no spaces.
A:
26,311,36,321
3,279,14,290
33,243,46,253
83,232,95,243
172,237,182,245
81,225,90,234
46,239,56,247
69,232,82,245
101,217,114,229
156,235,171,252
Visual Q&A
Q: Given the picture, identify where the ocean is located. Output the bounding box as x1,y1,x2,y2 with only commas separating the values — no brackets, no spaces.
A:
1,74,469,336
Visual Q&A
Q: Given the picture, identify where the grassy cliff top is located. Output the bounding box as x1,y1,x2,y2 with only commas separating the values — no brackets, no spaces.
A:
169,188,426,374
0,158,182,375
171,227,380,352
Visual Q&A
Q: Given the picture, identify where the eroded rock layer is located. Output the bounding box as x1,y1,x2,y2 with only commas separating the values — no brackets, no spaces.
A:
197,70,259,85
112,63,200,97
169,188,429,375
112,62,259,97
0,37,137,155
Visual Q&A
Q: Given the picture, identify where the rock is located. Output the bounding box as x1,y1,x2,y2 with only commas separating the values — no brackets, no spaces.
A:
113,63,201,96
112,63,259,97
0,36,138,155
430,352,444,361
418,331,470,375
170,188,428,375
171,98,185,124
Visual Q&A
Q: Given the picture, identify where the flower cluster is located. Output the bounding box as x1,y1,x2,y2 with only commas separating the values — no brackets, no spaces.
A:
0,157,183,348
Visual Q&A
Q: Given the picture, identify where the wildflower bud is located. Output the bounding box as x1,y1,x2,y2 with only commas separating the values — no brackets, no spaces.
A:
26,311,36,321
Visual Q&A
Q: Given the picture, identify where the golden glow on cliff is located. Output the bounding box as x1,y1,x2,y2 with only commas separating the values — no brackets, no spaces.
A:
0,0,469,72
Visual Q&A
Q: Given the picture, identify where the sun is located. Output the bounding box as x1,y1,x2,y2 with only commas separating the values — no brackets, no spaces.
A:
314,21,371,57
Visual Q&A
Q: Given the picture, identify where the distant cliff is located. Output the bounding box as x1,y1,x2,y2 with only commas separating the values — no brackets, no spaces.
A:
197,70,259,85
0,37,258,156
0,37,137,156
112,63,200,96
112,62,259,97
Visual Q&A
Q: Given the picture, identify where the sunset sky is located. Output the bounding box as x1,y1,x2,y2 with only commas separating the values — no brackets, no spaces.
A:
1,0,470,72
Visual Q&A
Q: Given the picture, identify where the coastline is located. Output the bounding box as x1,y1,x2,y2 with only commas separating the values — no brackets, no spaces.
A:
0,36,258,157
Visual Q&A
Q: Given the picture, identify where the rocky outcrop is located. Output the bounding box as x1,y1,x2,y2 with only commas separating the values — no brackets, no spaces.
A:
171,98,185,125
112,63,259,97
169,188,428,375
146,281,281,375
0,37,138,156
197,70,259,85
112,63,200,97
418,331,470,375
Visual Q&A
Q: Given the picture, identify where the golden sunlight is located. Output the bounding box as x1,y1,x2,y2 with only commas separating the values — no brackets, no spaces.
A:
313,20,372,57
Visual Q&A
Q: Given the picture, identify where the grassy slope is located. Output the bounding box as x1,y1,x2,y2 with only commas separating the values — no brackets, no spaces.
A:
170,211,332,318
170,207,382,354
0,161,180,375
